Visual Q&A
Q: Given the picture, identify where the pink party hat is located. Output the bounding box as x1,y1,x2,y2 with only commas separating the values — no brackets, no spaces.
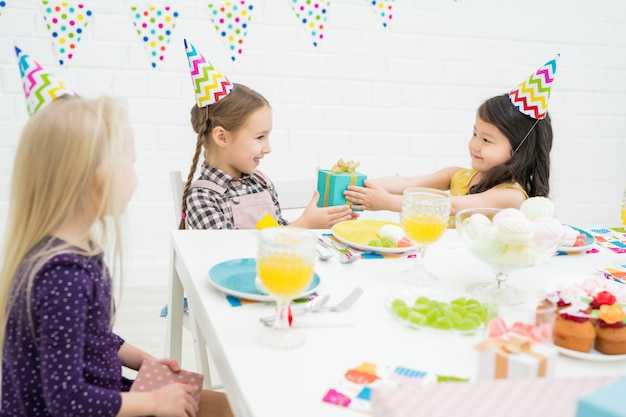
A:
509,54,559,120
184,39,233,108
15,46,75,116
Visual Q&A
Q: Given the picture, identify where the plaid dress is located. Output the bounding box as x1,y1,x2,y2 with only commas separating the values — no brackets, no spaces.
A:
185,163,289,230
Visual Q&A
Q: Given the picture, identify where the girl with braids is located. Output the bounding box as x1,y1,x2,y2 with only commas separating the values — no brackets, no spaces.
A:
180,40,357,230
344,56,558,221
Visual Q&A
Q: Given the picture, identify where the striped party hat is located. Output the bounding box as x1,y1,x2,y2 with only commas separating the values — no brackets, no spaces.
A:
509,54,559,120
184,39,233,108
15,46,74,116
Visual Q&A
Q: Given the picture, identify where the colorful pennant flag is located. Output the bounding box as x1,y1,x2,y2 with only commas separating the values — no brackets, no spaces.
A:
15,46,75,116
509,54,559,120
40,1,92,66
288,0,329,48
184,39,234,108
130,6,179,69
0,1,7,17
369,0,393,29
207,1,255,63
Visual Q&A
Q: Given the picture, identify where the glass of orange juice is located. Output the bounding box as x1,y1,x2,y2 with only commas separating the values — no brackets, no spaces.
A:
399,187,451,287
257,226,317,349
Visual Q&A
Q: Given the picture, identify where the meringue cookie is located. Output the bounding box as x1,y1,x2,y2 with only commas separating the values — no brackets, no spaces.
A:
378,224,405,241
533,217,564,244
520,196,555,220
461,213,492,240
472,226,506,262
495,216,534,245
560,225,579,247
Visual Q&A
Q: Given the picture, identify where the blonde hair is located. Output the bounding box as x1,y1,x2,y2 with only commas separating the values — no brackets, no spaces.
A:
0,96,132,357
179,83,269,229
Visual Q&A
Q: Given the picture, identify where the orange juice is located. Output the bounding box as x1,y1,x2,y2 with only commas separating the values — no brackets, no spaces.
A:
257,254,314,297
402,214,446,244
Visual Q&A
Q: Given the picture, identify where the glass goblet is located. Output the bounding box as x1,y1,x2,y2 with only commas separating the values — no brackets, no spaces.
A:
456,208,563,306
399,187,451,287
256,227,317,349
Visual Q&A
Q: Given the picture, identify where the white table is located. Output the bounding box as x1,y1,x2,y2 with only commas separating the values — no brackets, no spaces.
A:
165,229,626,417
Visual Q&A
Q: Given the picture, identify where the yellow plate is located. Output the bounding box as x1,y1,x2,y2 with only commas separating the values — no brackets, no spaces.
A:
331,220,416,254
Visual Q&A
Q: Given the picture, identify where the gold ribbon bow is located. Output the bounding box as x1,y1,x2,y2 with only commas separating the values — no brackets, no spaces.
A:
475,336,547,379
331,158,360,174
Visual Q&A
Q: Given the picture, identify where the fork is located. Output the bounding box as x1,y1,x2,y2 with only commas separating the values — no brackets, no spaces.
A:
260,287,364,326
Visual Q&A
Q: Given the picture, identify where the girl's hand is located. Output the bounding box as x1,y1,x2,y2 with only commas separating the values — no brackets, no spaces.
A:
292,191,358,229
151,383,199,417
344,181,402,212
155,358,182,373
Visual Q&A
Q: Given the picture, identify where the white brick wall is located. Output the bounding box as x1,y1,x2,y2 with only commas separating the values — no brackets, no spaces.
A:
1,0,625,286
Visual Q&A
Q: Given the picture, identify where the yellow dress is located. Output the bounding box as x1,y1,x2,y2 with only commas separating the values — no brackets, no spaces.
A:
448,168,529,227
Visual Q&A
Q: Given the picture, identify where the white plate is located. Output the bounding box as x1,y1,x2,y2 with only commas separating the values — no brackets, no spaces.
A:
208,258,320,302
331,219,416,254
558,225,595,253
555,345,626,362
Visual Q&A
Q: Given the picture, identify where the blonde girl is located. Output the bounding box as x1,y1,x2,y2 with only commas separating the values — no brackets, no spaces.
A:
0,96,232,417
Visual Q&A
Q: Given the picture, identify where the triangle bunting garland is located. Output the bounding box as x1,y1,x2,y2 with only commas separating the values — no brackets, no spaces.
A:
368,0,394,29
0,1,6,17
208,1,255,63
130,5,179,69
288,0,329,48
40,1,92,66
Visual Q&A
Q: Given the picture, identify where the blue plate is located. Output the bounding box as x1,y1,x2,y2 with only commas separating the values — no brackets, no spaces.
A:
208,258,321,302
558,225,595,253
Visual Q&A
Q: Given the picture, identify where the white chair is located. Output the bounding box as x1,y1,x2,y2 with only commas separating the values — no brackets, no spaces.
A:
169,171,215,389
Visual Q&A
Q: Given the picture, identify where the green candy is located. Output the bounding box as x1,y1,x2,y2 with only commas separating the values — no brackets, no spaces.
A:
368,239,382,247
408,311,427,325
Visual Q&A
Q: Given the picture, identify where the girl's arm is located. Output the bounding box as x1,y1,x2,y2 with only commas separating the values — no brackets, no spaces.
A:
117,341,157,371
450,186,527,216
345,167,461,212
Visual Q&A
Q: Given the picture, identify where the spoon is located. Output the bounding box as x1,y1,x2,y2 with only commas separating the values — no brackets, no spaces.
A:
259,294,330,325
317,244,334,261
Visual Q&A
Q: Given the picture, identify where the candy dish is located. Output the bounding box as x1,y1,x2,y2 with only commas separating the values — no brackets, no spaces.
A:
384,288,495,335
456,206,563,305
557,225,595,253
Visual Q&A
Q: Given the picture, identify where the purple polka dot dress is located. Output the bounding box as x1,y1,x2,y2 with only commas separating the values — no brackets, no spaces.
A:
1,238,131,416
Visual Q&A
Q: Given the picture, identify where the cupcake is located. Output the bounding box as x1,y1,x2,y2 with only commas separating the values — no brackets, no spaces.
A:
553,307,596,353
594,303,626,355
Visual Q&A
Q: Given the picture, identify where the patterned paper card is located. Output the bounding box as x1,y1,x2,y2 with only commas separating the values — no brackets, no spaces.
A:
322,361,468,413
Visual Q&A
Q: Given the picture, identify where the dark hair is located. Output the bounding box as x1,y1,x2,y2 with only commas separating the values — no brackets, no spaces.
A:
470,93,553,198
179,83,270,229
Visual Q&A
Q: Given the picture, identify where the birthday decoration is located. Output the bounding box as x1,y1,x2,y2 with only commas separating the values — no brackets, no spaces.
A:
369,0,393,28
0,1,6,17
208,1,255,63
130,6,179,69
40,1,92,66
509,54,559,120
184,39,234,108
288,0,329,47
15,46,75,116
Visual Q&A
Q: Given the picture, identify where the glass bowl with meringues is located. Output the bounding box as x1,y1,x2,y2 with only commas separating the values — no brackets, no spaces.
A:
456,197,564,306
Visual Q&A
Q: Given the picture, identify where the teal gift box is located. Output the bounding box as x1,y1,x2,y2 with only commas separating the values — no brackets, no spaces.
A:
576,377,626,417
316,160,366,208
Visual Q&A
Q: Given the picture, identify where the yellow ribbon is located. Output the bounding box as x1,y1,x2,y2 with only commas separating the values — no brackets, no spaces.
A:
323,158,361,207
475,336,547,378
331,158,360,174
